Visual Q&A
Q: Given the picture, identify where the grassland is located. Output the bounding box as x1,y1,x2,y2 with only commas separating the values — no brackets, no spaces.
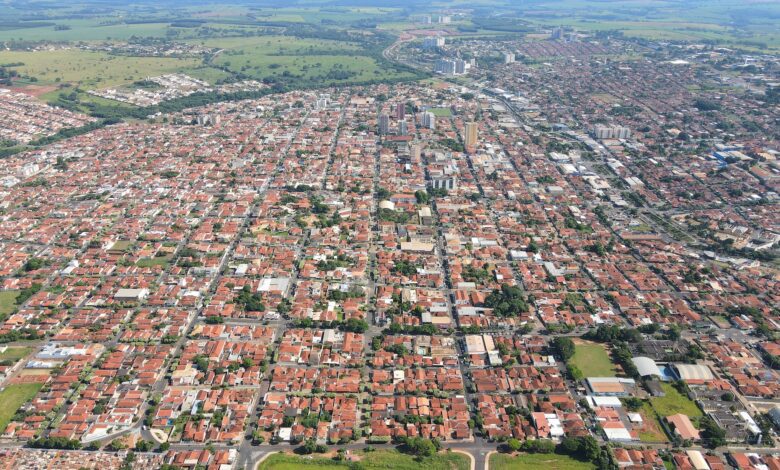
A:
0,347,32,363
258,450,469,470
520,0,780,52
489,453,595,470
0,50,202,89
136,254,173,268
637,402,670,443
650,383,703,420
0,291,20,320
569,341,616,378
208,35,415,86
0,383,44,433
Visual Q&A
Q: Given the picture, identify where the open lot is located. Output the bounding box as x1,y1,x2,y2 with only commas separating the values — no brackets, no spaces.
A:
569,341,616,378
0,291,19,320
0,383,44,434
0,347,32,363
489,453,595,470
258,450,469,470
650,383,702,421
638,402,670,443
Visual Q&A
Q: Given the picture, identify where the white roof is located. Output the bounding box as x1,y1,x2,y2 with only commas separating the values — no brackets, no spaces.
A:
587,396,622,408
603,427,634,442
632,356,663,377
674,363,714,381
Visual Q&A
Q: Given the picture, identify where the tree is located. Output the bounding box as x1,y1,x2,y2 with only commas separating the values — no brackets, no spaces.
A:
134,439,153,452
506,438,521,452
341,318,368,333
403,437,438,457
553,337,575,361
699,416,726,448
519,439,555,453
107,439,127,451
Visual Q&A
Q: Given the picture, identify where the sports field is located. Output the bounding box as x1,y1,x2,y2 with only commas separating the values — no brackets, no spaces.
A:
569,341,616,378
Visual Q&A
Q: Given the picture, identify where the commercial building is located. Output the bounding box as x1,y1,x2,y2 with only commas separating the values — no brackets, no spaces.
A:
422,112,436,130
378,114,390,135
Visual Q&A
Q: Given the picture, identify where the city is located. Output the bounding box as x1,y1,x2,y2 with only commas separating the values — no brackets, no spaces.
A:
0,1,778,470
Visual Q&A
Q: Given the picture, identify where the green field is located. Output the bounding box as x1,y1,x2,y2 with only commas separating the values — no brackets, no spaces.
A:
0,347,32,363
569,341,616,378
520,0,780,52
429,107,453,117
0,383,44,433
209,35,415,86
638,402,670,443
258,451,469,470
0,50,203,89
0,291,20,320
489,453,595,470
650,383,703,420
136,254,173,268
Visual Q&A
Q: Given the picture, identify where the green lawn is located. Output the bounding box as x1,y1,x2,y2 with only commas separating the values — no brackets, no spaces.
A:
0,347,32,363
0,291,20,320
258,451,469,470
650,383,702,420
136,254,173,268
429,107,453,117
0,383,44,433
569,341,616,378
490,453,595,470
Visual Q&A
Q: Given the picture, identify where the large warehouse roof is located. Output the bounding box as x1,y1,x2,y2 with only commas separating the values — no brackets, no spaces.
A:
673,363,714,381
632,356,663,377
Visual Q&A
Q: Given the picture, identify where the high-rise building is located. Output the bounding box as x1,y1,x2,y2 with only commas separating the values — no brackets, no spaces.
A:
504,52,515,64
422,112,436,130
455,59,467,75
378,114,390,135
398,121,408,136
422,37,445,49
464,122,478,149
396,102,406,120
438,15,451,24
592,125,631,140
434,59,456,75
